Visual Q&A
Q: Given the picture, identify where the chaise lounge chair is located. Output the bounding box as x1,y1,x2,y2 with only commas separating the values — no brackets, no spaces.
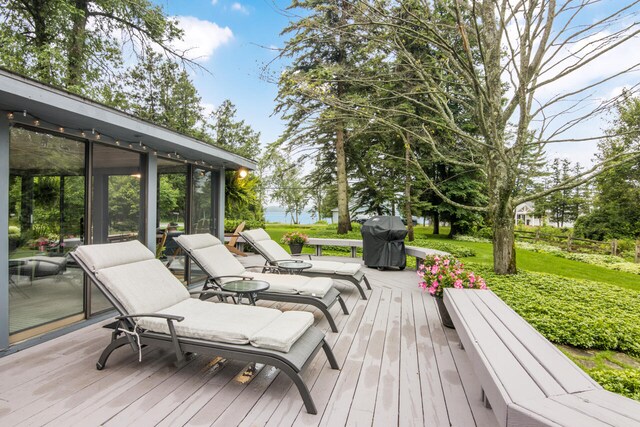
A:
241,228,372,300
71,240,339,414
174,233,349,333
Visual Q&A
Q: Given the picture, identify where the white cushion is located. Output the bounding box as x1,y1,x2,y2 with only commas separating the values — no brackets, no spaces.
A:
297,277,333,297
192,245,246,278
257,240,292,261
250,310,314,352
97,258,190,314
74,240,153,271
305,260,362,276
248,272,331,297
139,298,282,345
242,228,272,242
175,233,222,252
335,263,362,276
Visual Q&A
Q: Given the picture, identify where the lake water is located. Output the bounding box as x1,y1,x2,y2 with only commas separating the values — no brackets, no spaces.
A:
264,209,328,224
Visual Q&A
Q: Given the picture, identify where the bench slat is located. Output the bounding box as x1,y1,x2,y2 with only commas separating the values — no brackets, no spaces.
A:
445,291,546,426
475,291,600,395
572,390,640,423
466,291,567,398
552,394,640,426
507,395,633,427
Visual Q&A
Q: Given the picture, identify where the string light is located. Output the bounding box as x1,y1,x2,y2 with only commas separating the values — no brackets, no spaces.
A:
3,110,217,170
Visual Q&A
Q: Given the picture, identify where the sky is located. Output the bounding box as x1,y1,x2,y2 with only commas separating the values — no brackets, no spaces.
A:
152,0,291,151
151,1,640,168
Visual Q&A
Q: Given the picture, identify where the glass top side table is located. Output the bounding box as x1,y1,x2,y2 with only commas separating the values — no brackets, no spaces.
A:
220,279,270,305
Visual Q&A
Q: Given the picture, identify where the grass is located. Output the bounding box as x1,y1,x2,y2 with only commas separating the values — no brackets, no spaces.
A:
264,223,640,292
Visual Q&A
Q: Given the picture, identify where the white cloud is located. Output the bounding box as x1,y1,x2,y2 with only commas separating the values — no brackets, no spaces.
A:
171,16,233,62
231,2,249,14
211,0,218,4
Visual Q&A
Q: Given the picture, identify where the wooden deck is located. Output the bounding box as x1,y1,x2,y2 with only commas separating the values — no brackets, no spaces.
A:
0,256,497,426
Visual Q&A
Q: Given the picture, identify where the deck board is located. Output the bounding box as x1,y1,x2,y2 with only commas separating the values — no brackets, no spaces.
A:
0,255,498,426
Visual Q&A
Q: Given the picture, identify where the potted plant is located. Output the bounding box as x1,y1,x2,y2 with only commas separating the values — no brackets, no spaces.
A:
281,231,309,255
418,255,487,328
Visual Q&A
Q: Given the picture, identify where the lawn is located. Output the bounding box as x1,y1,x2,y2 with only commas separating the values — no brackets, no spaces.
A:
265,223,640,292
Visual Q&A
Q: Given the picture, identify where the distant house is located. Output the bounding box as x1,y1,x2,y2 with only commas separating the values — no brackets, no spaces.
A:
515,202,575,228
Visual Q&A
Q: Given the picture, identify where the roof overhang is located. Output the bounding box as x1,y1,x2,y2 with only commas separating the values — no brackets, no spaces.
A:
0,69,256,171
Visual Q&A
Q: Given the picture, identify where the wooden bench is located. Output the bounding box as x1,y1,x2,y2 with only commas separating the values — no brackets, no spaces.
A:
306,238,448,264
444,288,640,427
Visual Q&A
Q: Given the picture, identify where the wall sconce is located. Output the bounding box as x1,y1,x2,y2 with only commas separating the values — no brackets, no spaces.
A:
238,168,249,179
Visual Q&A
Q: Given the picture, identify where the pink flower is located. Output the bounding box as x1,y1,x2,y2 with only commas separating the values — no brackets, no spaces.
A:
454,279,463,289
431,265,439,275
469,273,476,284
443,259,450,266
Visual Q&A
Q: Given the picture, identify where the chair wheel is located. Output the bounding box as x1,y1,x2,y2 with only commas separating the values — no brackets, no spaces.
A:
399,266,405,271
377,267,385,271
96,362,104,370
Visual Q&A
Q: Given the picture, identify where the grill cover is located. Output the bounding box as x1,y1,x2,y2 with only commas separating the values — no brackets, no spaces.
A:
361,216,407,269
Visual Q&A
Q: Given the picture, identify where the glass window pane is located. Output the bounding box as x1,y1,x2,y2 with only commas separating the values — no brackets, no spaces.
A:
8,128,85,335
157,158,188,284
91,143,145,314
190,168,213,284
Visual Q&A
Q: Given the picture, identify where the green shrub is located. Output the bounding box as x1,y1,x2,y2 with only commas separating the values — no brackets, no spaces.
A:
224,219,265,233
474,264,640,356
8,225,20,236
589,369,640,401
411,238,476,257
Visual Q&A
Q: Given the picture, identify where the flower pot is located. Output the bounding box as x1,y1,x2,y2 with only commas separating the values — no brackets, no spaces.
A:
435,296,455,329
289,243,304,255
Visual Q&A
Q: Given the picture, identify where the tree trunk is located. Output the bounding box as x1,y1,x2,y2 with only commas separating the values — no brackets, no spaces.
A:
404,139,414,241
336,123,351,234
67,0,89,88
432,211,440,235
493,210,516,274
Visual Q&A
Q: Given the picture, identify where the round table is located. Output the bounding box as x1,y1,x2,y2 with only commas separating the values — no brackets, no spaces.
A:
275,260,312,274
220,279,270,305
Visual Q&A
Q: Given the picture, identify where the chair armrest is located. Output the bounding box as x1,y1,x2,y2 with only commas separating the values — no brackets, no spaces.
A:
291,253,313,260
245,265,278,272
189,289,237,298
115,313,185,322
272,258,303,264
212,275,254,281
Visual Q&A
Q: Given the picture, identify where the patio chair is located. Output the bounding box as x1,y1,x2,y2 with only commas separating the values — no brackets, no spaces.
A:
174,233,349,332
71,240,339,414
225,221,248,256
241,228,372,300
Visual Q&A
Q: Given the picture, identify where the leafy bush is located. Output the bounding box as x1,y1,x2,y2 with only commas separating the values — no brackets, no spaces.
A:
589,369,640,401
8,225,20,237
453,235,491,243
411,238,476,257
224,219,265,233
474,264,640,356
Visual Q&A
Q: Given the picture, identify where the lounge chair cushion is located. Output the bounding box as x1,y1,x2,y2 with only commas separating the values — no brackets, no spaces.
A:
249,272,332,297
250,311,315,352
242,229,292,261
97,258,190,314
175,233,221,252
308,260,361,276
191,245,246,278
75,240,154,271
140,298,314,352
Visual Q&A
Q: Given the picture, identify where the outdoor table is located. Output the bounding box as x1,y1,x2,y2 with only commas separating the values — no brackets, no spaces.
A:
220,279,270,305
275,260,312,274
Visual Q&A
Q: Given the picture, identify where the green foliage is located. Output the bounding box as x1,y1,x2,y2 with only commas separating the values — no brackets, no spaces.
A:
477,265,640,356
411,238,476,257
223,219,265,233
588,369,640,401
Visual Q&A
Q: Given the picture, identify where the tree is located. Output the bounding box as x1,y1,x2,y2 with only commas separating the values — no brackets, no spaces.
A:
575,94,640,239
275,0,363,233
321,0,640,273
0,0,186,98
209,100,261,159
262,148,309,224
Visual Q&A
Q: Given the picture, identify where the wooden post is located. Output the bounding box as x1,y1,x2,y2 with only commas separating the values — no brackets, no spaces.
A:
567,235,572,252
635,240,639,263
611,239,618,256
535,229,540,243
